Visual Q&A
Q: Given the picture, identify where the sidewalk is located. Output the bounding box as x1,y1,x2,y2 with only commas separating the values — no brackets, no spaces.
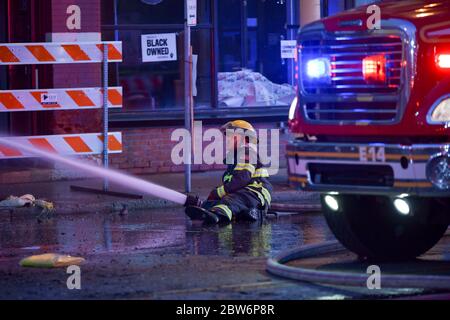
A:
0,168,319,214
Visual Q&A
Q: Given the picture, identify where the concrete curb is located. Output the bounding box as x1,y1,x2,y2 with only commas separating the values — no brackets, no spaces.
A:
50,190,321,215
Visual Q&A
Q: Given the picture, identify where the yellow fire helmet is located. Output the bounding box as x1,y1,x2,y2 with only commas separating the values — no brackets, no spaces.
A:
221,120,258,144
221,120,256,134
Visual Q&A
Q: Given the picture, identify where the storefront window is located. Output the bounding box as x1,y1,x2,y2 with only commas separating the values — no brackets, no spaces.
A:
191,29,213,109
118,28,183,110
117,0,184,25
102,0,294,115
355,0,379,6
217,0,296,108
102,0,213,112
117,0,212,25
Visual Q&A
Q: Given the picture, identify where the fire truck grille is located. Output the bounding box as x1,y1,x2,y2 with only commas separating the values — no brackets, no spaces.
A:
308,163,394,187
300,34,404,123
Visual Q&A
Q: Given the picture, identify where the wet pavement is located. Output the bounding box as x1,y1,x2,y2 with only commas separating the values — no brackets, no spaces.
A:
0,169,318,215
0,208,449,300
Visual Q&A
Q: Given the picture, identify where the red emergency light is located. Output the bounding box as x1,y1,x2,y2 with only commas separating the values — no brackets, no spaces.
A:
436,53,450,69
362,55,386,83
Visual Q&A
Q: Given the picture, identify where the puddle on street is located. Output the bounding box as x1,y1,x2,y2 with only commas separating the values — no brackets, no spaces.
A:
2,208,450,300
0,208,335,258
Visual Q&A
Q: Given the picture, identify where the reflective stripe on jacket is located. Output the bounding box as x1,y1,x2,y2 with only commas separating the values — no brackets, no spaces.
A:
211,145,273,205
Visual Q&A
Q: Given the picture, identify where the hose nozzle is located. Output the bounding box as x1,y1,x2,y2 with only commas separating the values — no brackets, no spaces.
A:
184,193,202,207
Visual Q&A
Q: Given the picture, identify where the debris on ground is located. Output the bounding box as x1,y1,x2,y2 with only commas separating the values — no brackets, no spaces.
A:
0,194,55,220
19,253,85,268
0,194,35,209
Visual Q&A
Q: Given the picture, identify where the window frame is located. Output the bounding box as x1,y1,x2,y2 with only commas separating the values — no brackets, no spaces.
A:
102,0,292,124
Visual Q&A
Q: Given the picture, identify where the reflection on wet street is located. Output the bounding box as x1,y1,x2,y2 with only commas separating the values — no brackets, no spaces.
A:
0,209,334,259
1,208,449,300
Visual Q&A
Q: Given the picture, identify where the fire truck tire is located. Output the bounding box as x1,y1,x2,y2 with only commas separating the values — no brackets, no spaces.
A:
322,194,449,260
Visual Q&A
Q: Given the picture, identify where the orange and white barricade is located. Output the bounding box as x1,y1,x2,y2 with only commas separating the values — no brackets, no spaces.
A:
0,133,122,159
0,87,122,112
0,42,122,65
0,41,123,176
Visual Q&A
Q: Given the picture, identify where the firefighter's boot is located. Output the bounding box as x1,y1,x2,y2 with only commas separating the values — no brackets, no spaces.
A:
206,208,232,225
185,206,219,223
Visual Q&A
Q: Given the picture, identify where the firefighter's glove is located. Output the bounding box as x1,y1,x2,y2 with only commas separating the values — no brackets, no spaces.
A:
184,193,202,207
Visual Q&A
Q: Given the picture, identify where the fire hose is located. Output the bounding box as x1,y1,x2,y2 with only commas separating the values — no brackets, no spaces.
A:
0,137,187,206
266,239,450,290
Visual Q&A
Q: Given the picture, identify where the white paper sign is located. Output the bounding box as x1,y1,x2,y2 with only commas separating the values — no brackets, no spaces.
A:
141,33,177,62
187,0,197,26
280,40,297,59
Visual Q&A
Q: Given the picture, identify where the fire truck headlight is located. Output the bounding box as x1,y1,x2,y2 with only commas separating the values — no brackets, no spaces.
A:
289,97,298,120
306,58,331,79
324,195,339,212
428,96,450,123
393,198,410,215
426,154,450,190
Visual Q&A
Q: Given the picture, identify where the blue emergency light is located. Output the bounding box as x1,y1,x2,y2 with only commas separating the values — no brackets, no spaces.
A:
306,57,331,79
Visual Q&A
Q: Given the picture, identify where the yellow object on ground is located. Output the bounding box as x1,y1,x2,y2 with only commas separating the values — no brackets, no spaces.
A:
20,254,85,268
34,199,55,211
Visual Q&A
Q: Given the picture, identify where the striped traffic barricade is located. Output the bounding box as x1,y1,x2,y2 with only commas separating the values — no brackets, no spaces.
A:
0,42,122,65
0,41,123,191
0,132,122,159
0,87,122,112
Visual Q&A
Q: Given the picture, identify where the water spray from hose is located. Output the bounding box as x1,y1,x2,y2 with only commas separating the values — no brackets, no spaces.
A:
0,138,187,205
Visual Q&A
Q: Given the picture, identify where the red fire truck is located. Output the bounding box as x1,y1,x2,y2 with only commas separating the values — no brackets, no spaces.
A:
288,0,450,259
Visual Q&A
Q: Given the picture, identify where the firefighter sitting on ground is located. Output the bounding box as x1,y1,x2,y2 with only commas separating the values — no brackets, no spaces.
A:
184,120,273,224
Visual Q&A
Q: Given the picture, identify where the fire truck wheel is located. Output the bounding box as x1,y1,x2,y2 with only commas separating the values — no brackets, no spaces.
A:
322,194,449,260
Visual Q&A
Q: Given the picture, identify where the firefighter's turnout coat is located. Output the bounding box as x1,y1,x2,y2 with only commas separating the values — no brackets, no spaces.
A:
203,145,273,221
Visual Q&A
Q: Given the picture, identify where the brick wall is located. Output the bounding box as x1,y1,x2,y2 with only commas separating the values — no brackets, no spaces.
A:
110,123,288,176
49,0,102,135
0,121,288,183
